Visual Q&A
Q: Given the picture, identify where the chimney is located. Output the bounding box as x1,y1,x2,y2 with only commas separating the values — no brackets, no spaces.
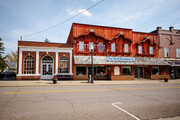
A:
157,27,162,32
169,26,174,32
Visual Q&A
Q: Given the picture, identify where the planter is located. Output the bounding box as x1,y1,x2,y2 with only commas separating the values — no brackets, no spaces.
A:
53,80,57,84
164,78,168,82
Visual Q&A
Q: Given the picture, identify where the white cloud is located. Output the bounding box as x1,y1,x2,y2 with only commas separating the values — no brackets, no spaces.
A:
67,9,92,17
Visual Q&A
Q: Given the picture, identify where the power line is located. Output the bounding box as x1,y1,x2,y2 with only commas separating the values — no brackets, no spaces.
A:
23,0,104,37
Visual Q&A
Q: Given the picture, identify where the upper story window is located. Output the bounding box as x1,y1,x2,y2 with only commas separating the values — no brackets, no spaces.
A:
164,48,169,57
79,41,84,51
89,42,94,51
149,47,153,54
138,46,142,54
176,48,180,58
59,56,68,73
124,44,129,52
24,56,34,74
99,42,103,52
111,43,116,52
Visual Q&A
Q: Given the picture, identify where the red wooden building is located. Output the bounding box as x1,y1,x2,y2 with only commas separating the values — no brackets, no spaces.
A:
67,23,169,80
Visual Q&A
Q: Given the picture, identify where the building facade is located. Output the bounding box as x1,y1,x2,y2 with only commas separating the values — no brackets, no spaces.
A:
17,41,73,80
67,23,169,80
153,27,180,79
17,23,172,80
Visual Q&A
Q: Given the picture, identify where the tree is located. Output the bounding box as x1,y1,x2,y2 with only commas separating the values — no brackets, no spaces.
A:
0,38,6,71
6,51,17,62
0,38,5,58
44,38,50,43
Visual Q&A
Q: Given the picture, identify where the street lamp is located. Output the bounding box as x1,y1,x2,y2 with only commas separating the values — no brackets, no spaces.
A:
90,45,94,84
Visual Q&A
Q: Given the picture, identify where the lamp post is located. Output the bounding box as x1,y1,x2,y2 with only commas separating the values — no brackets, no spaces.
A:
90,45,94,84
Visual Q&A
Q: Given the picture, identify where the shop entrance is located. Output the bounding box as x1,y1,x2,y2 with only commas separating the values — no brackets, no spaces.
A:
134,67,144,79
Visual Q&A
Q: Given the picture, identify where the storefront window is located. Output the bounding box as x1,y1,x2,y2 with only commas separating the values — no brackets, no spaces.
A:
114,66,120,75
76,66,86,76
122,66,131,75
24,56,34,74
152,67,159,75
59,56,68,73
97,66,106,74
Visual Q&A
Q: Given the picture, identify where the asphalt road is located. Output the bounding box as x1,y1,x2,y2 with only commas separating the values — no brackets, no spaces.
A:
0,84,180,120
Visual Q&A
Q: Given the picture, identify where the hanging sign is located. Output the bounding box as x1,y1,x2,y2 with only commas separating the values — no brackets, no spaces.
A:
107,57,135,62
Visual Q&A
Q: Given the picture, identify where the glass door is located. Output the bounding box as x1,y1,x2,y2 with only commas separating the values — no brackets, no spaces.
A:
134,67,138,78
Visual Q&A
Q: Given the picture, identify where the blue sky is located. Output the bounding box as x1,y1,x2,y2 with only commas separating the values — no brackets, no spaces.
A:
0,0,180,56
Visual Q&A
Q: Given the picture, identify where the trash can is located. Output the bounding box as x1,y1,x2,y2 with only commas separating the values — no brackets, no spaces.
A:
164,78,168,82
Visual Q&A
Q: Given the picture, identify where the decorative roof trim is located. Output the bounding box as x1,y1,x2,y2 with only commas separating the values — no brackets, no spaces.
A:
136,36,157,45
74,29,108,40
109,32,132,42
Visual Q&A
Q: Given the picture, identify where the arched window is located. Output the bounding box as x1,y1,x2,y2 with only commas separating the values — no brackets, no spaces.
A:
59,56,68,73
24,56,34,74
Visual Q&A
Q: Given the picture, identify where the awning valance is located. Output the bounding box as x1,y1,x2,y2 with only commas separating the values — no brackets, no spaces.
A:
74,56,169,66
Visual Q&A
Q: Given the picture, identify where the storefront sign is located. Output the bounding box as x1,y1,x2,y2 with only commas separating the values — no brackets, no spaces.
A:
107,57,135,62
168,61,180,66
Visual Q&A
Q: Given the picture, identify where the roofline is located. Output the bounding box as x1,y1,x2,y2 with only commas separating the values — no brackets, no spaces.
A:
18,40,68,44
73,23,159,34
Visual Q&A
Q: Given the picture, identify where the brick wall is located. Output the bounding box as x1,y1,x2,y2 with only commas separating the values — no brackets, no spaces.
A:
111,75,134,80
17,76,40,80
151,75,170,80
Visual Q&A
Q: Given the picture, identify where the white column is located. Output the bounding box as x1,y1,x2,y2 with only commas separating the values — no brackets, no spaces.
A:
70,51,72,74
18,48,22,75
36,51,39,74
55,52,58,75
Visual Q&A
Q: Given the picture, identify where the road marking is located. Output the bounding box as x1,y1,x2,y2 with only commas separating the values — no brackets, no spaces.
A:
4,86,180,94
112,102,140,120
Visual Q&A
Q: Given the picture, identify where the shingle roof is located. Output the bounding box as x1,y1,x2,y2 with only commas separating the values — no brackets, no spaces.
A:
74,56,169,66
5,62,17,69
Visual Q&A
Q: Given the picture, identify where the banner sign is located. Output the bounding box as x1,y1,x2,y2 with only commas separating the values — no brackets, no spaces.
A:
168,61,180,66
107,57,135,62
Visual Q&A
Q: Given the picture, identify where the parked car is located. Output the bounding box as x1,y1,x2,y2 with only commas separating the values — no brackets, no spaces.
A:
3,71,16,80
0,72,3,80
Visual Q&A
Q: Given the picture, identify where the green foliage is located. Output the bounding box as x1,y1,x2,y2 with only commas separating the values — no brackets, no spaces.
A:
0,38,5,58
44,38,50,43
0,38,6,71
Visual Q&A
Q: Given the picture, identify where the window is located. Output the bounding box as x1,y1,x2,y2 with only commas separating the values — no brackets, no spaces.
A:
114,66,120,75
99,42,103,52
76,66,86,76
149,47,153,54
79,41,84,51
122,66,131,75
152,67,159,75
97,66,106,74
24,56,34,74
59,56,68,73
164,48,169,57
176,48,180,58
138,46,142,54
124,44,128,52
111,43,116,52
89,42,94,51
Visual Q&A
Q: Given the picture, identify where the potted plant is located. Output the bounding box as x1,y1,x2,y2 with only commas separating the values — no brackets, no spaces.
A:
52,76,58,84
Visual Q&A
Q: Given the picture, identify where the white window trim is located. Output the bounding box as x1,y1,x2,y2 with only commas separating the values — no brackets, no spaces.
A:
124,44,129,52
138,46,142,54
79,41,84,51
89,42,94,52
176,48,180,58
149,47,153,54
111,43,116,52
99,42,103,52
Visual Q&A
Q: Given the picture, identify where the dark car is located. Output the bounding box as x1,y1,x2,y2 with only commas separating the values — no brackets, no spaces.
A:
3,71,16,80
0,72,3,80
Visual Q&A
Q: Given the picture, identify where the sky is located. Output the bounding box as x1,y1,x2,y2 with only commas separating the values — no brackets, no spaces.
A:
0,0,180,56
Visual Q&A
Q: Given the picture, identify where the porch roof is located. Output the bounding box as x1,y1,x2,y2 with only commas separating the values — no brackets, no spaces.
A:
74,56,169,66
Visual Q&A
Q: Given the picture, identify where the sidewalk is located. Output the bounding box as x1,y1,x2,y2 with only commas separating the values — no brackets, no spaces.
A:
0,79,180,87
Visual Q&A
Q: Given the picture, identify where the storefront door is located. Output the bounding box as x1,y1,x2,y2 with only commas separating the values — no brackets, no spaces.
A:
41,55,54,79
134,67,144,79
